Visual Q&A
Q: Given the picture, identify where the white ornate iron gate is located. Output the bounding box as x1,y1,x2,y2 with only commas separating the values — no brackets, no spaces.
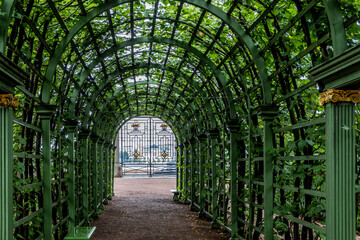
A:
119,116,177,176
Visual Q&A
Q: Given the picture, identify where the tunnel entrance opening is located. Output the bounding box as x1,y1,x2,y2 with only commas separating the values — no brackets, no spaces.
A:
117,116,177,176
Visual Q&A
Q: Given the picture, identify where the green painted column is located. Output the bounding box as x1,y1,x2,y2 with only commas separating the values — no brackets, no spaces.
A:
198,134,207,218
64,120,78,234
321,90,358,240
111,145,116,197
0,94,18,240
179,142,184,193
103,142,109,204
308,46,360,240
36,104,56,240
190,139,197,211
90,134,99,217
107,145,112,200
98,139,105,209
79,129,91,225
108,144,114,199
0,60,25,239
108,145,112,199
259,106,278,239
184,142,190,204
227,121,240,240
87,136,93,215
176,142,180,190
208,129,219,229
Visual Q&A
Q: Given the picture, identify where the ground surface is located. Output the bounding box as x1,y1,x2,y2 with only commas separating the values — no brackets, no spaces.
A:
91,177,230,240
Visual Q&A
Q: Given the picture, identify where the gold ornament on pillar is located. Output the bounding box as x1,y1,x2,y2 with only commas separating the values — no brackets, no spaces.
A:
133,149,139,158
319,89,360,106
0,94,19,108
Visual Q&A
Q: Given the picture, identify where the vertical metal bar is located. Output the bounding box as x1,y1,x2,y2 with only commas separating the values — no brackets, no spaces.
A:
80,131,90,225
104,143,109,204
91,135,99,217
115,132,120,178
150,117,152,176
228,122,239,239
75,132,80,224
198,136,206,218
206,135,210,214
87,137,93,215
247,108,254,238
64,120,77,235
0,105,14,240
57,115,64,236
208,130,219,229
108,145,113,200
121,127,123,165
43,113,53,238
259,106,278,239
112,145,116,196
184,143,190,204
99,140,104,209
179,141,184,192
36,104,55,240
190,140,197,211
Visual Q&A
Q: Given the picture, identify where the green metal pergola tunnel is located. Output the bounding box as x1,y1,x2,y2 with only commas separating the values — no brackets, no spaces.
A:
0,0,360,239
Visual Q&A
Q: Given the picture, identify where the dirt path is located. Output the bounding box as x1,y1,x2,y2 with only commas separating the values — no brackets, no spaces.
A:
91,177,230,240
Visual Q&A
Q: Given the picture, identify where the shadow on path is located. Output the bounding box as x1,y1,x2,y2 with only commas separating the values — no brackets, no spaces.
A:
91,177,230,240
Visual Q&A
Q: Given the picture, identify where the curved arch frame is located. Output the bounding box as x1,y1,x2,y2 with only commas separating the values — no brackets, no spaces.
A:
76,63,217,128
67,36,235,118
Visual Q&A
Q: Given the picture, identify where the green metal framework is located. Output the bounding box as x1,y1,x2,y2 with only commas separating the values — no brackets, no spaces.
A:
0,0,360,239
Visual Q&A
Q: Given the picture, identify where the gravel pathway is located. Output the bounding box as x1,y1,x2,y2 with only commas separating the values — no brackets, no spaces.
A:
91,177,230,240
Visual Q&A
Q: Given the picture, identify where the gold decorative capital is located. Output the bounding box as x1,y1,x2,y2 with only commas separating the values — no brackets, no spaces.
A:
0,94,19,108
319,89,360,106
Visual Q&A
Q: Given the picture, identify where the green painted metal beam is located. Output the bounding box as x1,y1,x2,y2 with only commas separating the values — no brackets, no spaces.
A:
0,0,16,53
323,0,347,56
